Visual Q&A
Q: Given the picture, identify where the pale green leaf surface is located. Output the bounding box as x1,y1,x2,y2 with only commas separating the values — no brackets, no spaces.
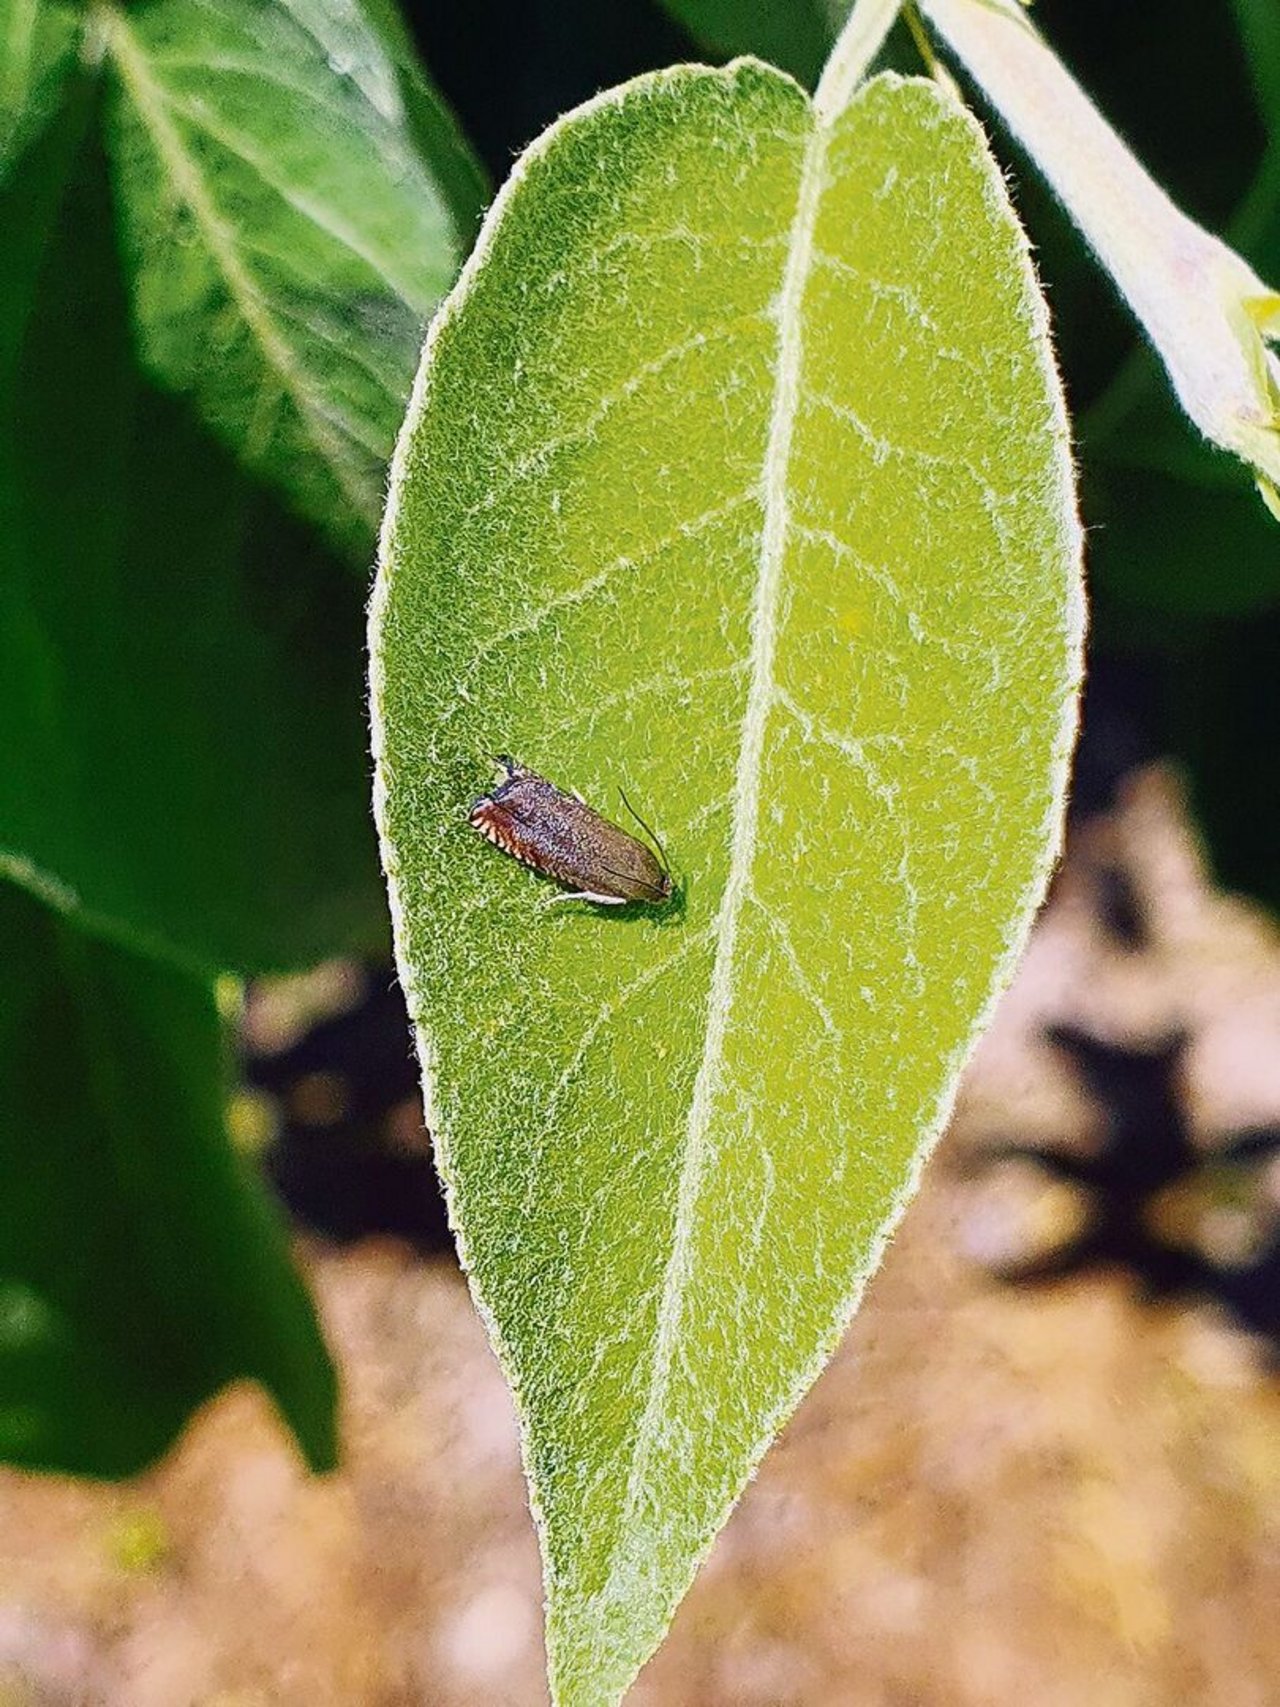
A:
373,61,1081,1705
98,0,483,561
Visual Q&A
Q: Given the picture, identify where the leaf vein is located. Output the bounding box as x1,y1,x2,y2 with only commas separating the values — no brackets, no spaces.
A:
749,895,842,1044
103,7,380,522
160,87,434,311
453,310,773,533
602,109,836,1592
790,522,908,608
531,661,750,750
806,387,1012,503
453,490,759,686
533,927,716,1166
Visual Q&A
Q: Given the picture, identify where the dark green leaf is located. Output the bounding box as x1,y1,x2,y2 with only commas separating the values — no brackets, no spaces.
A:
1160,606,1280,914
654,0,841,85
1073,0,1280,625
98,0,484,560
1231,0,1280,137
0,117,386,975
0,0,82,175
0,883,336,1476
1086,455,1280,619
354,0,488,223
0,35,93,398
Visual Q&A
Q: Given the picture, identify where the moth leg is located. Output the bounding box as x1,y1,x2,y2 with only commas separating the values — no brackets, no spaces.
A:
543,890,627,907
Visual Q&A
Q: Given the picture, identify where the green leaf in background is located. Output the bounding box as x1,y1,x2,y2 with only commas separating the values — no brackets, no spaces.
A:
1231,0,1280,129
1053,0,1280,920
0,114,386,975
1072,0,1280,625
0,881,336,1477
354,0,493,222
654,0,843,86
1163,604,1280,914
373,58,1081,1704
0,16,94,397
1085,458,1280,618
0,0,81,173
96,0,483,562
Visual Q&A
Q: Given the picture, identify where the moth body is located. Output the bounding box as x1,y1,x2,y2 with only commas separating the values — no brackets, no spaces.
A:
469,757,672,905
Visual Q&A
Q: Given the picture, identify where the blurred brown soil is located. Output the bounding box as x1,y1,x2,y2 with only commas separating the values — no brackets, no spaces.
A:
2,767,1278,1707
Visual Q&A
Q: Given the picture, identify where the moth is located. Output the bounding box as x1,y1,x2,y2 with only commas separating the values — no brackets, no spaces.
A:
469,756,673,905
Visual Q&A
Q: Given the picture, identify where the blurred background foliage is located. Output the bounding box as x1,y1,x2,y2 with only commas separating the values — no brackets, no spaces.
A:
0,0,1275,1478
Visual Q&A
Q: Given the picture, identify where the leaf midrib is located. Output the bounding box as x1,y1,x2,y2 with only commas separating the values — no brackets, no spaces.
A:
599,104,832,1594
98,3,378,522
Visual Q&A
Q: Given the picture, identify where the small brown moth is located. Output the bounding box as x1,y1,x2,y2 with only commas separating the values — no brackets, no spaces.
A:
469,756,673,905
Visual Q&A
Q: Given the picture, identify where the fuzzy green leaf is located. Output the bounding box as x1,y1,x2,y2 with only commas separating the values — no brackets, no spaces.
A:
372,60,1081,1705
98,0,483,561
0,883,336,1477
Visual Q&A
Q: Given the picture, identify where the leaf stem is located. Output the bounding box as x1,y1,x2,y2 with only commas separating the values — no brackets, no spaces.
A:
813,0,902,123
901,3,941,76
921,0,1280,509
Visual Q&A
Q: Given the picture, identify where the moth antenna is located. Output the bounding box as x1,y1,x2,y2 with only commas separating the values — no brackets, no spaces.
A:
618,786,671,878
590,856,669,902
